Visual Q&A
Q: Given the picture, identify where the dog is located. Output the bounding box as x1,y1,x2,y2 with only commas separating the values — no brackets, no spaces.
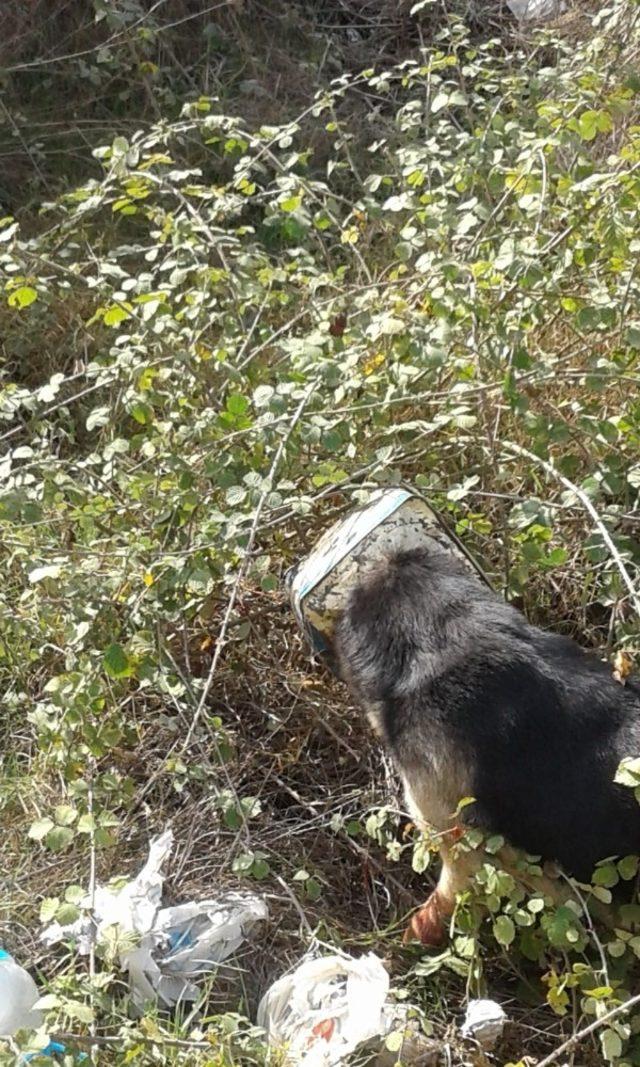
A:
327,543,640,945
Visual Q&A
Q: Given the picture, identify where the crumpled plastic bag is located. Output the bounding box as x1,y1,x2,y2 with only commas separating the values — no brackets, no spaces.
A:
257,953,400,1066
506,0,565,19
41,829,268,1008
460,999,506,1050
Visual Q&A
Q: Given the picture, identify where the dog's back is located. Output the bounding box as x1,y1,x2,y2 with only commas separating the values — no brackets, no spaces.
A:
335,546,640,881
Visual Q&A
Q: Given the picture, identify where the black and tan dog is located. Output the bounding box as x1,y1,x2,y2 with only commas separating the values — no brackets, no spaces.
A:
327,543,640,945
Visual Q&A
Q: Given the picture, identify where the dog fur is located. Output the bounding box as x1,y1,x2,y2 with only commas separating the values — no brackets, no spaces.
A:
331,544,640,943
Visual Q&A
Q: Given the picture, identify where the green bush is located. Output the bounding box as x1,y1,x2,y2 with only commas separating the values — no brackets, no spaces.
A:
2,1,640,1062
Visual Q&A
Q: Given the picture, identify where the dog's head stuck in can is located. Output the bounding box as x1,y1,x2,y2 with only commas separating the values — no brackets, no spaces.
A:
286,487,491,671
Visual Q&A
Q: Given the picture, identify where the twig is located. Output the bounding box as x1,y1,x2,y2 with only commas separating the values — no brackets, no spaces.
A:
535,991,640,1067
559,872,609,988
534,147,548,237
87,767,97,1065
0,374,105,445
180,379,318,752
0,96,52,194
501,441,640,616
273,873,315,938
51,1031,213,1051
4,0,234,73
237,285,273,370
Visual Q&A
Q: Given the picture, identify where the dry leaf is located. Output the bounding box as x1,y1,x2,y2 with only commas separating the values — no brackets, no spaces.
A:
613,649,633,685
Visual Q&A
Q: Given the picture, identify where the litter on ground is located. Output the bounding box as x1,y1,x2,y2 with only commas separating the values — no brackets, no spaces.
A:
506,0,565,19
257,951,437,1066
258,952,390,1065
41,829,268,1008
460,998,507,1049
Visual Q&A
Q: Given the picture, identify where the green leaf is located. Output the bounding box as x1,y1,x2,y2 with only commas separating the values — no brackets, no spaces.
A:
225,485,247,507
56,902,80,925
232,851,255,874
251,857,270,880
65,1001,95,1024
39,897,61,922
54,804,78,827
280,195,302,213
385,1030,404,1053
130,401,153,425
600,1028,623,1062
45,826,75,852
413,951,450,977
8,286,37,309
544,547,568,567
33,994,60,1011
103,642,133,679
593,863,619,888
542,906,584,948
584,985,614,999
591,885,612,904
305,878,322,901
103,304,131,326
457,212,478,235
412,838,431,874
626,325,640,349
223,805,242,830
578,109,613,141
618,855,639,881
77,813,96,834
226,394,249,416
29,818,55,841
485,834,505,855
86,406,110,431
28,564,62,584
94,827,117,848
493,915,515,947
37,373,64,403
64,884,86,904
103,437,129,459
252,385,275,408
0,220,18,242
431,92,449,114
455,796,476,816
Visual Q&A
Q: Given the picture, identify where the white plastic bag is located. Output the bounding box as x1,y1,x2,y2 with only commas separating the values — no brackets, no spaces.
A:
460,999,506,1049
0,950,42,1036
41,829,268,1008
123,893,269,1007
257,953,390,1066
506,0,565,20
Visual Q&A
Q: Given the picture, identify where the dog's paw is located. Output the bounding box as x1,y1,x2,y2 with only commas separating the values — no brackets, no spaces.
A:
403,892,448,947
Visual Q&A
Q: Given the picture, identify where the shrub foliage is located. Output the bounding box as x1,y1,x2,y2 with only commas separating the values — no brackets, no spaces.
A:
2,1,640,1063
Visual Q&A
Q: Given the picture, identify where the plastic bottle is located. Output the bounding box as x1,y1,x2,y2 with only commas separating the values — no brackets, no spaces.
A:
0,949,42,1036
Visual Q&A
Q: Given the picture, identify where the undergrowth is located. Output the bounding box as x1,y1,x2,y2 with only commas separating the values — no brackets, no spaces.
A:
2,0,640,1063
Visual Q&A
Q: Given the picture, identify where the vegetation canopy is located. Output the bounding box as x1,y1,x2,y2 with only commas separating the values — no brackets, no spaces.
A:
2,0,640,1063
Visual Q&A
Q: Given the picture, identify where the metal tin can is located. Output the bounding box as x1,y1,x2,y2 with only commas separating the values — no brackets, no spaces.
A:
286,486,490,661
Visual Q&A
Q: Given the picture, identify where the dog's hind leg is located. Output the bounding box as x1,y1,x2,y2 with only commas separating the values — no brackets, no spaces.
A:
404,841,612,948
404,832,480,946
